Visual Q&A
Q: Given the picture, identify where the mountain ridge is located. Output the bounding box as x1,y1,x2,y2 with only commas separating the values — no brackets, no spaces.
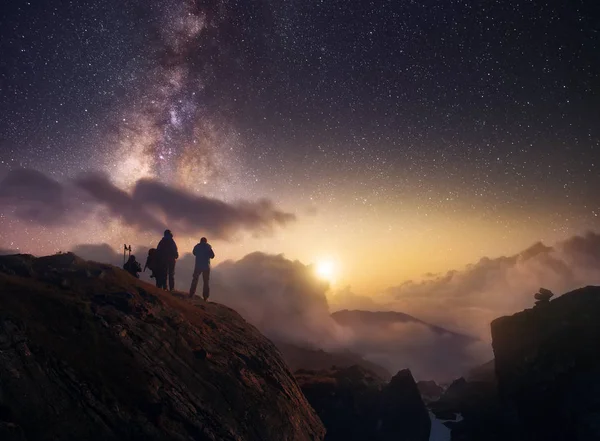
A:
332,309,478,343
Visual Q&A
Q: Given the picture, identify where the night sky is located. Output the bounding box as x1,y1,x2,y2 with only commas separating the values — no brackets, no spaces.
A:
1,0,599,292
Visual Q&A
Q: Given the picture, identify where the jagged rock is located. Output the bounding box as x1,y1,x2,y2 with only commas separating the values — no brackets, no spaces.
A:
533,287,554,307
0,253,325,441
380,369,431,440
429,373,507,441
492,286,600,441
296,365,430,441
417,380,444,403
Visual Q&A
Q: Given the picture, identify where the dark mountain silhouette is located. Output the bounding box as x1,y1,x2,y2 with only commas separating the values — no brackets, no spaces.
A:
331,309,480,381
466,359,496,383
430,375,505,440
275,341,392,381
332,310,478,343
0,253,324,441
427,286,600,441
417,380,444,404
296,365,430,441
492,285,600,441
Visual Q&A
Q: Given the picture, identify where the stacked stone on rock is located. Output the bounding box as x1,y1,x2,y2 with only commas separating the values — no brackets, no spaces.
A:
533,287,554,307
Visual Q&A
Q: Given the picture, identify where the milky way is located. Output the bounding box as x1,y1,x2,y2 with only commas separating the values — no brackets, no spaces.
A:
0,0,599,290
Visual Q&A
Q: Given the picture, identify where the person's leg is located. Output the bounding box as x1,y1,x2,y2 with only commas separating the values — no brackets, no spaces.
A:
157,269,167,289
189,269,200,297
168,260,176,291
202,268,210,300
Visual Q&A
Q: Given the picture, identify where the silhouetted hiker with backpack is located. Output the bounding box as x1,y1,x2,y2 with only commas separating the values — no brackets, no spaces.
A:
144,248,164,288
157,229,178,291
123,255,142,278
189,237,215,300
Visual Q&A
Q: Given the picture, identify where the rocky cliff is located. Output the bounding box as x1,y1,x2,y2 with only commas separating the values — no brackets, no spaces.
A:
491,285,600,441
296,365,430,441
0,253,325,441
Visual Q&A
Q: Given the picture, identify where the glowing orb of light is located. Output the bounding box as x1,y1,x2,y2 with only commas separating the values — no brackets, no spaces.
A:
315,259,336,283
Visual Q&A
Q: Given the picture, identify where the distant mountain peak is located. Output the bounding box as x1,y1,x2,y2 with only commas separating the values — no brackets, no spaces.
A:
332,309,478,343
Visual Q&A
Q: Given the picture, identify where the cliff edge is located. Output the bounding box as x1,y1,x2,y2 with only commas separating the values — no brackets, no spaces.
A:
0,253,325,441
491,286,600,441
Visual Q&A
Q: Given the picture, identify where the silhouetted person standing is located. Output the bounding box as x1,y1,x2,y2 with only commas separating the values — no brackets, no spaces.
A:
157,229,178,291
189,237,214,300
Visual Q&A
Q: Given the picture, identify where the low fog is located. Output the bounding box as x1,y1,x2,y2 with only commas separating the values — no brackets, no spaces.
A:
57,231,600,381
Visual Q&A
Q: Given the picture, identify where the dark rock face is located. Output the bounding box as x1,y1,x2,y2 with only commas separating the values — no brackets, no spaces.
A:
417,380,444,404
430,377,507,440
491,286,600,441
296,365,430,441
0,253,325,441
465,359,496,383
379,370,431,441
276,341,392,381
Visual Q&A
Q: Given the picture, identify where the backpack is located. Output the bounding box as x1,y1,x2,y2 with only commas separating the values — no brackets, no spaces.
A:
145,248,158,271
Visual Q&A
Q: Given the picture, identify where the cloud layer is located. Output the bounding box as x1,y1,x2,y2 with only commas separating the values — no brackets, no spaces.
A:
0,168,295,239
63,231,600,381
378,232,600,340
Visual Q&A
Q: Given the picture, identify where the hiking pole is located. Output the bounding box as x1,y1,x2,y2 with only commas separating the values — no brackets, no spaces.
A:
123,244,131,265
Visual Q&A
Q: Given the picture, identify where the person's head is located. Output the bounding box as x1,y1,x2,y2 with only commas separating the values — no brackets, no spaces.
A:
164,229,173,238
128,255,136,262
200,237,207,244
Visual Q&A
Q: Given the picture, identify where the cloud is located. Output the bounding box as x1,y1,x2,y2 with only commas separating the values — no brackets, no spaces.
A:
209,252,346,347
328,286,383,312
382,232,600,340
0,168,295,239
75,174,167,234
70,243,125,267
62,232,600,382
0,169,77,225
206,252,487,381
332,318,487,382
132,179,296,238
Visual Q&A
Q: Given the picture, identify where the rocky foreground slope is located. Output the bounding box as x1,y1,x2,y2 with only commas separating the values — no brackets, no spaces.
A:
0,253,325,441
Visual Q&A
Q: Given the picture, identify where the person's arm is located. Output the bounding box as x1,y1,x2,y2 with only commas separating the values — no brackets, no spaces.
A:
209,246,215,259
174,241,179,259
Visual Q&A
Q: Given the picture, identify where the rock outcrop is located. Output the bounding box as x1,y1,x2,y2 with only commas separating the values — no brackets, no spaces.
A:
417,380,444,404
491,285,600,441
296,365,430,441
430,376,506,440
0,253,325,441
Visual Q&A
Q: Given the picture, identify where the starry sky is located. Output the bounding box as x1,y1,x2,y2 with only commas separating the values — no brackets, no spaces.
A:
1,0,599,293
